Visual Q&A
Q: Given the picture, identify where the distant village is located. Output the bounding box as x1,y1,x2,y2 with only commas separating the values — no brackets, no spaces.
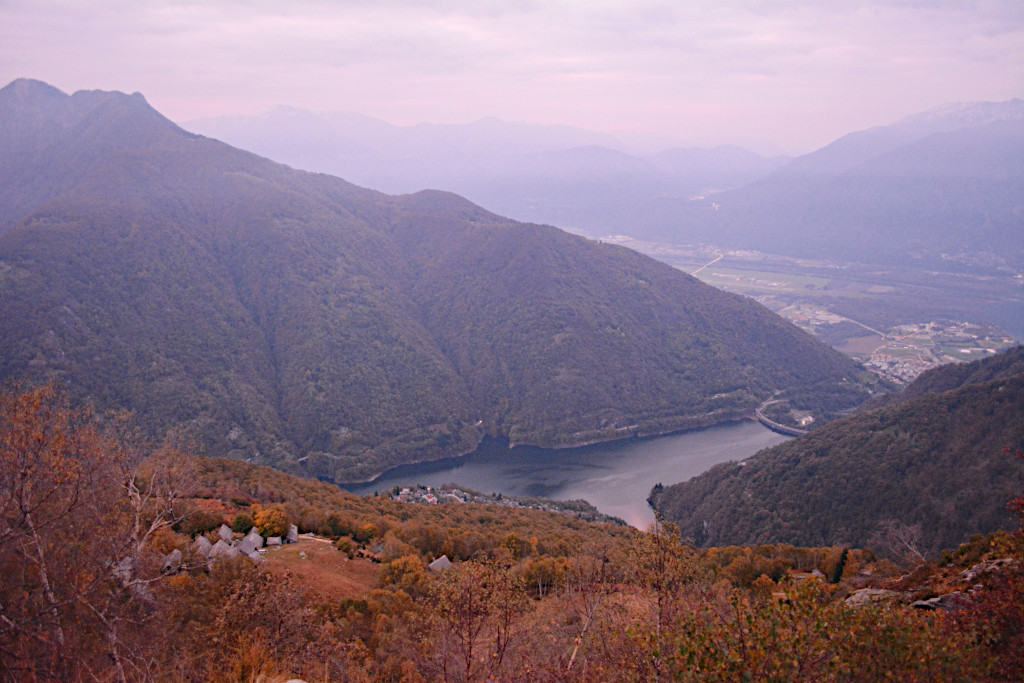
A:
777,306,1018,385
380,484,626,526
860,320,1017,384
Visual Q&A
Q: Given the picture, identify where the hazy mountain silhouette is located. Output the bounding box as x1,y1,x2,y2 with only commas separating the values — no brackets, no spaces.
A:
183,108,787,235
187,99,1024,275
674,100,1024,270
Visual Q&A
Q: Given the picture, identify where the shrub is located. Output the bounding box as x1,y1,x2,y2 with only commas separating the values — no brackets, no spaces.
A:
231,513,255,534
177,509,225,538
336,536,356,559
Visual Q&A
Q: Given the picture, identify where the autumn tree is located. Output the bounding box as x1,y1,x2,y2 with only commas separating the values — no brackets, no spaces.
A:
546,544,620,676
379,554,431,598
253,504,289,538
625,522,707,681
421,559,529,682
0,384,194,681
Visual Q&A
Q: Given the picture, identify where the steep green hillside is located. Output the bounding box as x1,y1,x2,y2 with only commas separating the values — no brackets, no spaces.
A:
651,347,1024,555
0,79,875,482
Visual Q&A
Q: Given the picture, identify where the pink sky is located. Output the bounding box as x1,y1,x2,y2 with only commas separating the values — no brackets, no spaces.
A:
2,0,1022,154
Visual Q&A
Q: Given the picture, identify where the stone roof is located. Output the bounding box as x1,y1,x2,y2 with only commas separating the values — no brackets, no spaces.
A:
162,548,183,573
245,527,264,549
210,539,233,558
193,535,212,556
428,555,452,572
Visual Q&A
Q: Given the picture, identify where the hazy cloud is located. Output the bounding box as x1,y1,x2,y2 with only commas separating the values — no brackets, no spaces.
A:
1,0,1021,152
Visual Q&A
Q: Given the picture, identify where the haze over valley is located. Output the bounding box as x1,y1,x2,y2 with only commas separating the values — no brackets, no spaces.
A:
186,97,1024,362
2,74,1020,534
3,2,1024,679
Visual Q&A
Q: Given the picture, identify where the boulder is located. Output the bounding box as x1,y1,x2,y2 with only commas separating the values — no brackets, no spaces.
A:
912,591,968,612
961,558,1017,584
844,588,910,608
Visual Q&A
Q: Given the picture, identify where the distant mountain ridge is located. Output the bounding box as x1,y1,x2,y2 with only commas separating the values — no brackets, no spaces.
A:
772,99,1024,179
184,107,625,195
0,78,874,483
184,99,1024,276
670,99,1024,271
183,107,788,234
650,346,1024,555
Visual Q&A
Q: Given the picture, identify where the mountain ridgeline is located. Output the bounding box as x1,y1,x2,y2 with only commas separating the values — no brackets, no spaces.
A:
676,101,1024,271
650,346,1024,555
0,78,875,482
186,100,1024,276
184,108,789,235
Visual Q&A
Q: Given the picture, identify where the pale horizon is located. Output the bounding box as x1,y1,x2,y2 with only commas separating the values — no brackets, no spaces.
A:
2,1,1022,155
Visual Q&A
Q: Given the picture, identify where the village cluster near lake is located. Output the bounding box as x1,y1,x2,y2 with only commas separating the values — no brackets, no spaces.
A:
380,484,626,526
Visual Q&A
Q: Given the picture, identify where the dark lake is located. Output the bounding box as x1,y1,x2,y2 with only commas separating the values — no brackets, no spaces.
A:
342,420,789,528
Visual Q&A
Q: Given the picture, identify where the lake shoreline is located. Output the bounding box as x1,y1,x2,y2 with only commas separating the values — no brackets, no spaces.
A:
338,412,758,490
338,420,789,528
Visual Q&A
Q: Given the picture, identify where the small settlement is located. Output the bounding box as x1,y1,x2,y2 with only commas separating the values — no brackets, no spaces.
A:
383,484,626,526
178,523,301,568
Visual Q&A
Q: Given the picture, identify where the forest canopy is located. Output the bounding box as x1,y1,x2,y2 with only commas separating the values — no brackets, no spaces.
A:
2,383,1023,681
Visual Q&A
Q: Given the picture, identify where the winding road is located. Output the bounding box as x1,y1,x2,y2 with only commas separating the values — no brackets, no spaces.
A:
691,252,724,275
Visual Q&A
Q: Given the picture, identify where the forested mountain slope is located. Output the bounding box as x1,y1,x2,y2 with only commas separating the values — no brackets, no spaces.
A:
650,347,1024,555
0,78,874,482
